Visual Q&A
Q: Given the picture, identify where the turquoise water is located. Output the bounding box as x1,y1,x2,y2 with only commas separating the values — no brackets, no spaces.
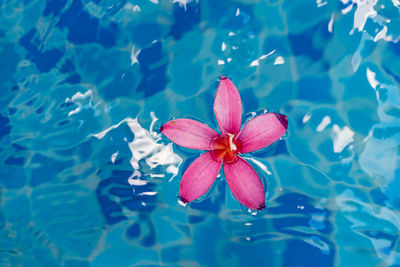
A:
1,0,400,266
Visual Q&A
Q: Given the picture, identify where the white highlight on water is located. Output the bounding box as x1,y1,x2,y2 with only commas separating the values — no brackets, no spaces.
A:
111,151,119,163
65,89,93,117
245,157,272,175
273,56,285,65
366,67,379,90
125,3,141,12
349,0,378,34
316,116,331,132
303,112,312,123
92,113,182,187
173,0,193,10
221,42,226,51
328,13,335,33
342,0,399,43
131,45,141,65
236,8,240,16
331,125,354,153
316,0,327,7
250,50,276,67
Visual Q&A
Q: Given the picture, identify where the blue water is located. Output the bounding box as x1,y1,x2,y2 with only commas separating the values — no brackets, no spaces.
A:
1,0,400,266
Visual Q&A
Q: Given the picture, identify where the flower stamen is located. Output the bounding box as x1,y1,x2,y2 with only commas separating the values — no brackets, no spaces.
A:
228,133,237,151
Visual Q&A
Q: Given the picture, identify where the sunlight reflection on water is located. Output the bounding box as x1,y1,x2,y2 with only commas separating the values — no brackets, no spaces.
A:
92,112,182,190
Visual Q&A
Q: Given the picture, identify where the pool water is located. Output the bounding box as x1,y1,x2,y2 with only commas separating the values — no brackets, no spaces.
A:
1,0,400,266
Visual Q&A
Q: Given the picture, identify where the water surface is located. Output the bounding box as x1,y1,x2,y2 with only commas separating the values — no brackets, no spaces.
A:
1,0,400,266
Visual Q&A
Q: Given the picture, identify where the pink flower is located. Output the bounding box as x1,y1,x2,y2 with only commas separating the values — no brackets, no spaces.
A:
161,76,288,210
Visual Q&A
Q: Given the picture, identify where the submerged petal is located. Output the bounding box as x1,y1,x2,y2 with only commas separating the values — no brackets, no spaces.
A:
161,119,220,150
179,151,223,203
213,76,243,135
236,113,288,153
224,156,265,210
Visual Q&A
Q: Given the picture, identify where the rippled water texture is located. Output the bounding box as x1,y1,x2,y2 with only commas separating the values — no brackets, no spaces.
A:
1,0,400,266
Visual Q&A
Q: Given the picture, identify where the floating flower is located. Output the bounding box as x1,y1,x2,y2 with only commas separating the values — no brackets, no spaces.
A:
161,76,288,210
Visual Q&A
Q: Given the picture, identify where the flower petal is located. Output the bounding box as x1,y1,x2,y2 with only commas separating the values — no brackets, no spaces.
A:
161,119,220,150
224,156,265,210
236,113,288,153
213,76,243,135
179,151,223,203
